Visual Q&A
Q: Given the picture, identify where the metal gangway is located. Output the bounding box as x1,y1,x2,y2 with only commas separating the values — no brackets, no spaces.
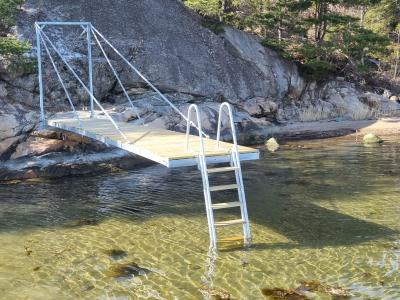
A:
35,21,259,249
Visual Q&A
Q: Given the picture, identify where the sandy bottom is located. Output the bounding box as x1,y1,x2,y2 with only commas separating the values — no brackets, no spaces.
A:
1,136,400,299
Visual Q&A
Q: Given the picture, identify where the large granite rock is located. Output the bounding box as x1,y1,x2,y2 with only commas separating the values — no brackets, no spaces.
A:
0,99,38,159
14,0,302,104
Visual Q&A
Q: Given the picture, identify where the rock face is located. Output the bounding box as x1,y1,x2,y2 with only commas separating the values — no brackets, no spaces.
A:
15,0,303,104
0,0,399,180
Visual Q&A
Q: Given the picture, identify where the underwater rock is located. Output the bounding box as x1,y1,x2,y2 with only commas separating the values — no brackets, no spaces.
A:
199,286,231,300
362,133,383,145
64,218,99,228
297,280,321,292
261,281,353,299
261,287,307,299
297,280,352,298
33,266,41,271
107,261,151,279
24,246,32,256
265,138,280,152
103,249,127,260
324,286,352,297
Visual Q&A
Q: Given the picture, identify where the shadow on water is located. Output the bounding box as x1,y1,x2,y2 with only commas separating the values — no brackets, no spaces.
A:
0,139,399,250
250,199,396,249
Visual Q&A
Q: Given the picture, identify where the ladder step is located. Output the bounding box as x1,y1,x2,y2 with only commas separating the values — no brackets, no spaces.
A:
218,236,245,244
207,166,237,174
209,184,238,192
212,201,241,210
215,219,244,227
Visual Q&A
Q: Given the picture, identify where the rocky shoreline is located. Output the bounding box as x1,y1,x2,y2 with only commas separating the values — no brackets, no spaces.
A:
1,0,400,182
1,117,400,182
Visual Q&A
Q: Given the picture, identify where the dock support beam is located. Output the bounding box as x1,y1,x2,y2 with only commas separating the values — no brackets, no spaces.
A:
36,24,45,127
87,23,94,118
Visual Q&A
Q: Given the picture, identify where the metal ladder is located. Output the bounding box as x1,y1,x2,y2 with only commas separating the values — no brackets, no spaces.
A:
186,103,251,249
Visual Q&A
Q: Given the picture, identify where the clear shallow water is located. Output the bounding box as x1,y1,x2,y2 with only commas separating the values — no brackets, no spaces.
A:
1,137,400,299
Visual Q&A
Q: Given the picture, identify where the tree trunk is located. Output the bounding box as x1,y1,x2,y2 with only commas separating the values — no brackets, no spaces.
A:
360,5,366,28
394,32,400,80
314,1,328,43
219,0,230,22
278,20,282,42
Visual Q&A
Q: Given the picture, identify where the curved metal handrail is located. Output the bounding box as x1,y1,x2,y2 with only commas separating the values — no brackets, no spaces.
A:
185,104,217,247
216,102,238,152
185,104,205,154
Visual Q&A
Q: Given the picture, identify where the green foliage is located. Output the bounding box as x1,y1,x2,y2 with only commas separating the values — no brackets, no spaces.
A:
185,0,221,17
365,0,400,35
201,18,225,34
299,59,333,79
6,56,36,74
261,38,286,53
0,0,24,32
184,0,398,80
0,36,30,55
0,1,31,59
344,28,389,60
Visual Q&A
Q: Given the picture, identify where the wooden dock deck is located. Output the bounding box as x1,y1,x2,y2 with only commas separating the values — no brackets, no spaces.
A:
47,113,260,168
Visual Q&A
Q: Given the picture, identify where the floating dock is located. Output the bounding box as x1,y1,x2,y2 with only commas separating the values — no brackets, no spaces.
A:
48,112,259,168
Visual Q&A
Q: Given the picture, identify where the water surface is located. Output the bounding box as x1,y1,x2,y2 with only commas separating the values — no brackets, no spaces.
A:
1,137,400,299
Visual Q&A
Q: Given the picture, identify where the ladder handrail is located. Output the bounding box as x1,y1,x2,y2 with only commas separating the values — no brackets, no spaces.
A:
185,104,206,154
216,102,238,152
185,104,217,248
216,102,252,246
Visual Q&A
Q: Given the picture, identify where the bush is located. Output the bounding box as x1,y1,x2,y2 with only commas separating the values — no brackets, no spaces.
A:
0,0,24,32
6,56,36,74
0,36,30,55
201,18,225,34
299,59,332,80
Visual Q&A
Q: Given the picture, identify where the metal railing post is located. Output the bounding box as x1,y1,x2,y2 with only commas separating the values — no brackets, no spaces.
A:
37,28,128,140
87,23,94,118
35,24,45,125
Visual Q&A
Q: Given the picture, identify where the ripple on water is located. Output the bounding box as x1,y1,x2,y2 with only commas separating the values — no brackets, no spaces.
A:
1,138,400,299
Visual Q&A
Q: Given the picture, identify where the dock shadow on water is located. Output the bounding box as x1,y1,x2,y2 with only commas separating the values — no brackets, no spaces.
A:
250,198,397,249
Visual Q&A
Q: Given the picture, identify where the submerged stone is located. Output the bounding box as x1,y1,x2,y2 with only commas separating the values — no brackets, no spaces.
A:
297,280,321,292
107,261,151,279
362,133,383,145
24,246,32,256
104,249,127,260
199,286,231,300
265,137,280,152
64,218,99,228
261,281,353,299
261,287,306,299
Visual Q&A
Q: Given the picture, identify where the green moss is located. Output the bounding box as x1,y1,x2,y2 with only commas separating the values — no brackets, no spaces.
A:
201,19,225,34
6,56,37,74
